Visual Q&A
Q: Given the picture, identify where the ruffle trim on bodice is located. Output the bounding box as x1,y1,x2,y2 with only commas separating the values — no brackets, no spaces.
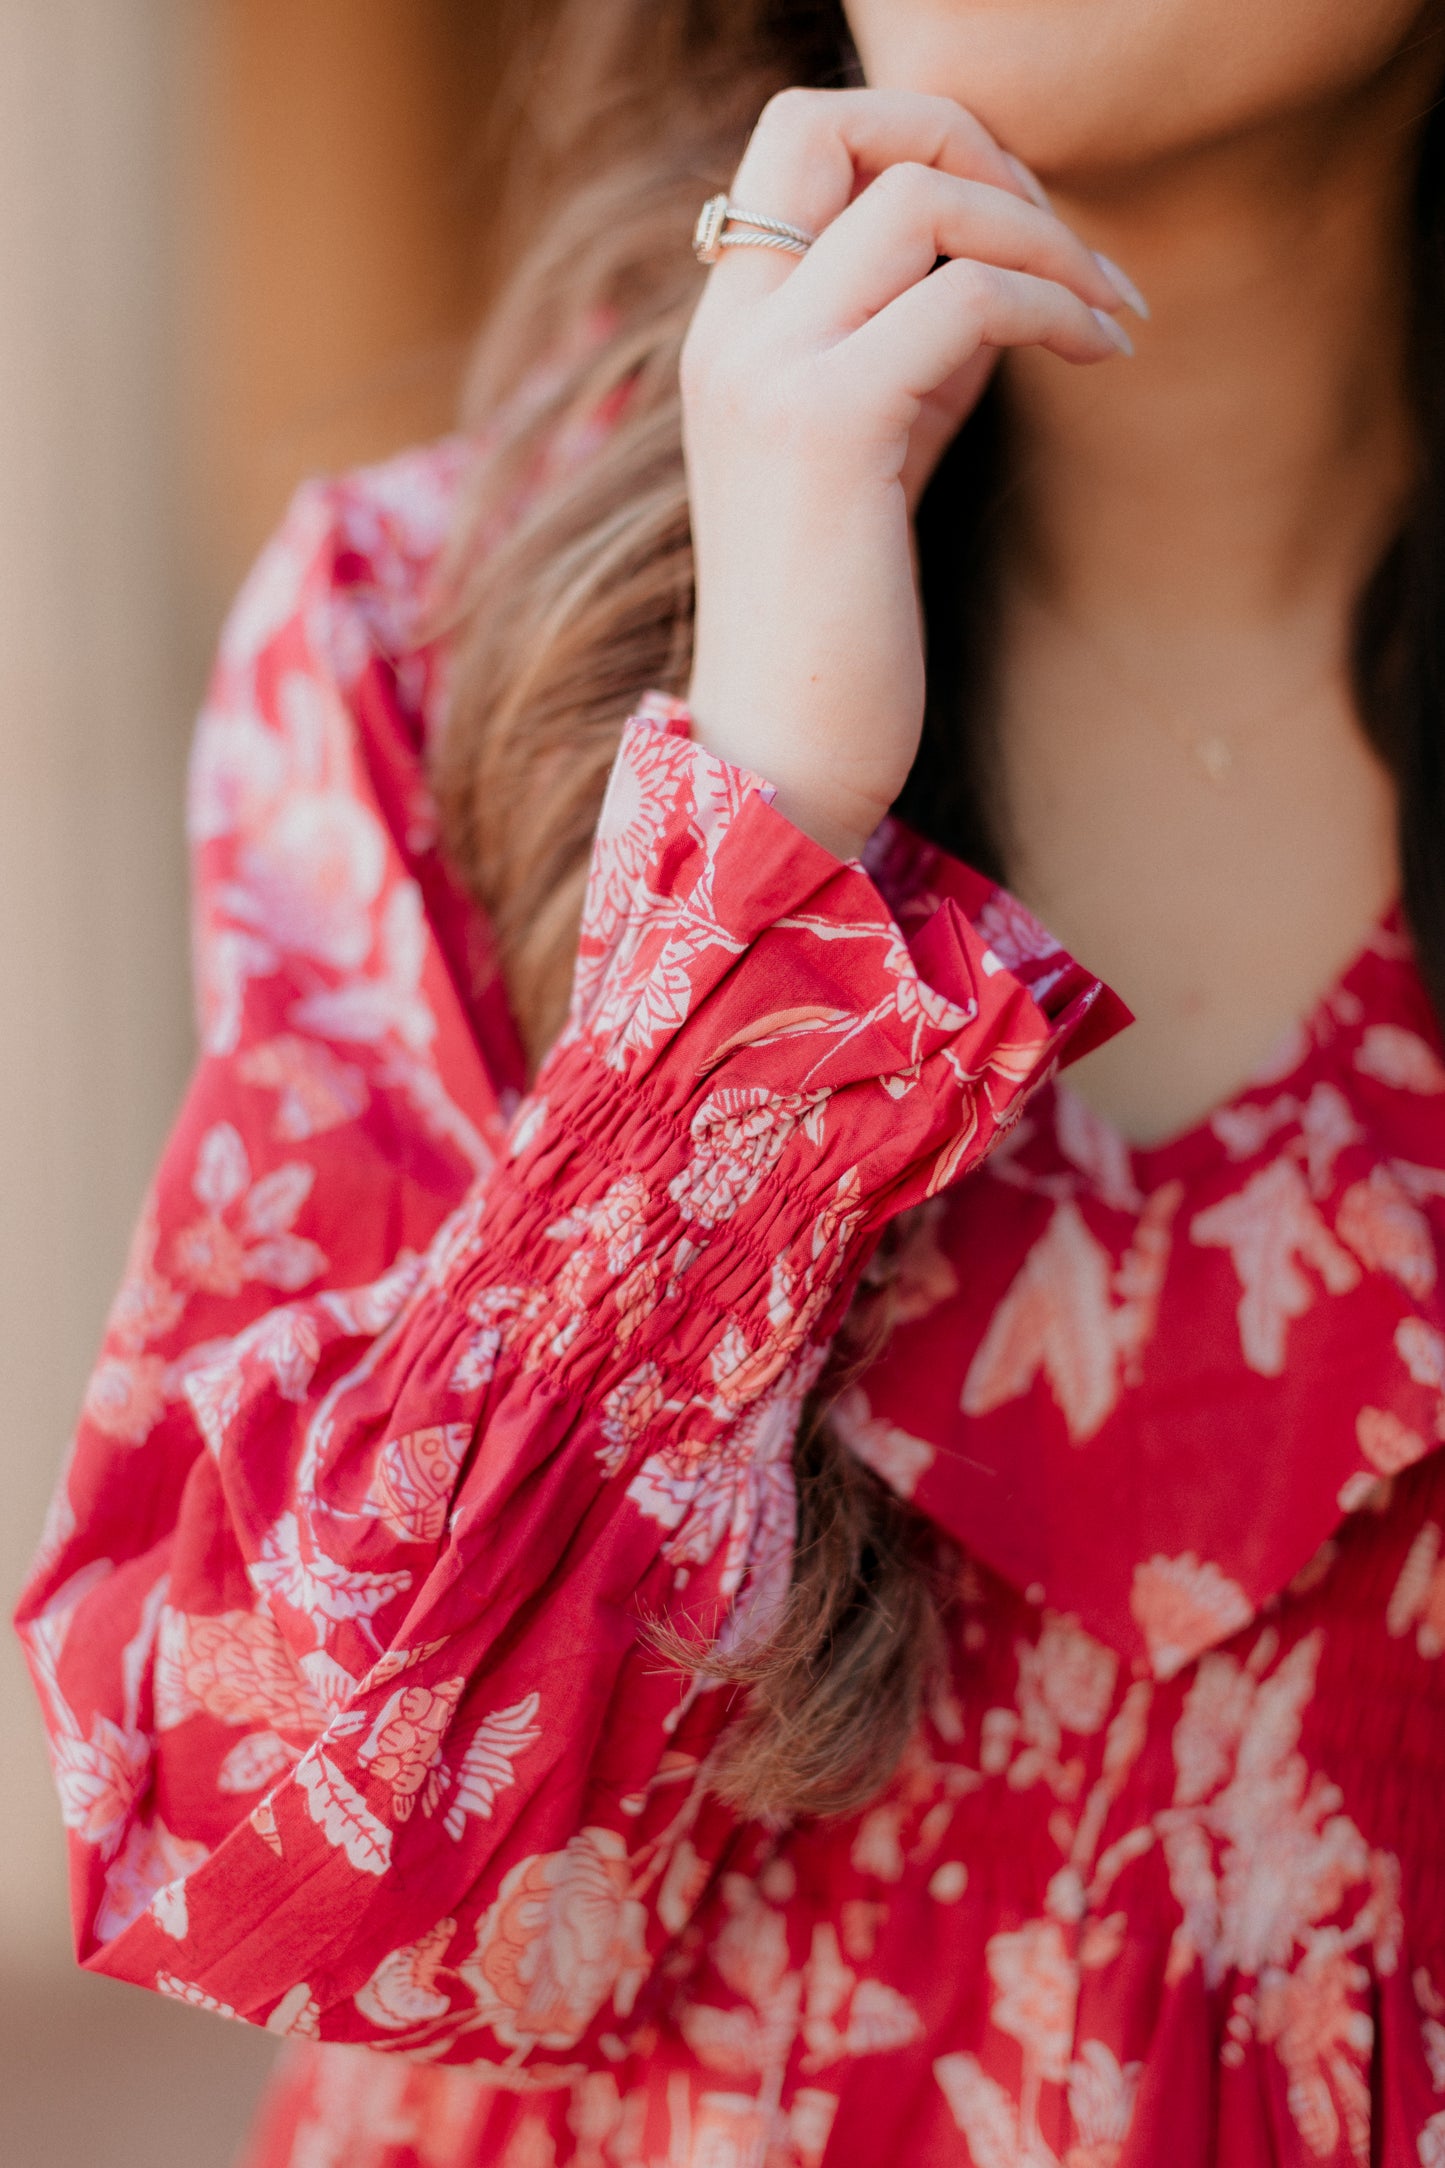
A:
844,907,1445,1684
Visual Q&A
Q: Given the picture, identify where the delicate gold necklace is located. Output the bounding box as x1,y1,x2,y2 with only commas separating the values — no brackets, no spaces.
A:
1015,585,1342,790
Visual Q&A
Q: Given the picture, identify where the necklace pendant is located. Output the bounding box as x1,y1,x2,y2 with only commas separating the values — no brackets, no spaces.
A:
1194,734,1234,786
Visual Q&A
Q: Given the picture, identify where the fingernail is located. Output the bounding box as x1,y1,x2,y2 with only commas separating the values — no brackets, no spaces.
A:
1093,251,1151,320
1004,152,1052,212
1091,307,1135,356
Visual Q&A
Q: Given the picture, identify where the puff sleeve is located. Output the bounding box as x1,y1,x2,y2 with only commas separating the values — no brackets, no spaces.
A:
15,467,1121,2068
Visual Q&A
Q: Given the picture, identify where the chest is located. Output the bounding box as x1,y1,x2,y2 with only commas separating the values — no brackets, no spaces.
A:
989,650,1399,1146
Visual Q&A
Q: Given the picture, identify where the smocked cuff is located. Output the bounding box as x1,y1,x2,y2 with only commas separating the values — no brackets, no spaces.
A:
478,701,1126,1416
565,698,1120,1200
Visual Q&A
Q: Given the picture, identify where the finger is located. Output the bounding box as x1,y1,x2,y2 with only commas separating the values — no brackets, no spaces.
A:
844,259,1132,405
706,85,1045,300
779,164,1130,337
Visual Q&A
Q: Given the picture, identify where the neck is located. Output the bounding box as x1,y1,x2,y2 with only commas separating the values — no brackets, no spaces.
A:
1001,79,1423,639
973,67,1434,1143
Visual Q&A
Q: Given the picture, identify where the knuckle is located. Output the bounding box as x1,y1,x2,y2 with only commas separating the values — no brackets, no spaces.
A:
871,160,935,217
899,85,973,122
946,258,1003,317
756,84,824,142
868,84,969,129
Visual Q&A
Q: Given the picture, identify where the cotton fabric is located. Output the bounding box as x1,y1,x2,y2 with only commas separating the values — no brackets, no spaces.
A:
16,442,1445,2168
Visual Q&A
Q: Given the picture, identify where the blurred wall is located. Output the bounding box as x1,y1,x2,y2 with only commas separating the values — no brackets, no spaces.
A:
186,0,502,611
1,2,507,2159
0,0,196,1974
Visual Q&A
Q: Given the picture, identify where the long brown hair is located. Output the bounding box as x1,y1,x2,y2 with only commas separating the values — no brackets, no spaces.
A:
432,0,1445,1817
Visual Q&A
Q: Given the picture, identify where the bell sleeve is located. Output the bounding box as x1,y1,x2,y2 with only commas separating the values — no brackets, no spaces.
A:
14,473,1123,2071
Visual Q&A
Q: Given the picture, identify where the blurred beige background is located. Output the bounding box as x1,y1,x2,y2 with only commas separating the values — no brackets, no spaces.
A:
0,3,517,2159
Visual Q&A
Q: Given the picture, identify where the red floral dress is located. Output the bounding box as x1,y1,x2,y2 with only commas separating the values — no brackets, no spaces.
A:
16,442,1445,2168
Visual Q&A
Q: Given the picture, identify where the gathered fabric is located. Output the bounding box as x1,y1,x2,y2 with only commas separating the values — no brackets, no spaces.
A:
16,442,1445,2168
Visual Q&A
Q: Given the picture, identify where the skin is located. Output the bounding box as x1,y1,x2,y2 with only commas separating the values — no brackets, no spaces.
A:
682,0,1445,1144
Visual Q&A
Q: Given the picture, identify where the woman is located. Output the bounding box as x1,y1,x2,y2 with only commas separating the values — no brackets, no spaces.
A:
17,0,1445,2159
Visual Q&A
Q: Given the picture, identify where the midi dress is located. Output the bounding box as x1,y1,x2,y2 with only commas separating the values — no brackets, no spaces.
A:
16,437,1445,2168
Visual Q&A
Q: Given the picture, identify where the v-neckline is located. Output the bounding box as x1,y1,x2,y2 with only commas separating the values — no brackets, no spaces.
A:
1047,899,1407,1194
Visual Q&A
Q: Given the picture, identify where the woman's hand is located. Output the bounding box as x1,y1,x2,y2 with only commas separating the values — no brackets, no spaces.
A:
681,88,1143,862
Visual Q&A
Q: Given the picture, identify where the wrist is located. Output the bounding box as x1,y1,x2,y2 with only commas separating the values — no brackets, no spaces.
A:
765,787,874,864
684,692,884,863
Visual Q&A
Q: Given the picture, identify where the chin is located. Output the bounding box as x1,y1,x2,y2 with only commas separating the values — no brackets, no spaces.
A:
854,9,1191,177
849,0,1434,191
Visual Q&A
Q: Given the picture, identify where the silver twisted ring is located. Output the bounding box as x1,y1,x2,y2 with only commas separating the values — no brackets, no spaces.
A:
693,194,816,265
